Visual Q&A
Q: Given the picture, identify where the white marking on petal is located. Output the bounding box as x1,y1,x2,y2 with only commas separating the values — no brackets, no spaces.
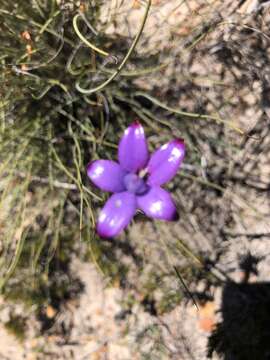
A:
161,143,169,150
93,164,104,178
150,200,163,214
172,146,182,158
134,126,143,136
115,199,122,208
99,212,106,223
109,219,116,227
168,146,182,162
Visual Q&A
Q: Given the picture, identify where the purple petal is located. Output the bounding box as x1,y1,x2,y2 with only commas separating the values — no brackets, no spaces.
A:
87,160,126,192
97,192,136,238
118,121,149,172
137,186,178,221
147,139,185,186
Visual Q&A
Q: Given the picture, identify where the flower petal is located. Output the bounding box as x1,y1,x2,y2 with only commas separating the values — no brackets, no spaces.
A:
137,186,178,221
97,192,136,238
118,121,149,172
87,160,126,192
147,139,185,186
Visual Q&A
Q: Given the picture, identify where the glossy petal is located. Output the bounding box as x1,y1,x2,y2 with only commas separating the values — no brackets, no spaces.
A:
147,139,185,186
137,186,178,221
87,160,126,193
97,192,136,238
118,121,149,172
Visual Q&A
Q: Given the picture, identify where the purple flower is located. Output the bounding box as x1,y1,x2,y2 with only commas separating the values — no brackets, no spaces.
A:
87,122,185,238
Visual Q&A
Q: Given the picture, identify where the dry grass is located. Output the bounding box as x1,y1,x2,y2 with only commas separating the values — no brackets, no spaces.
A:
0,0,270,358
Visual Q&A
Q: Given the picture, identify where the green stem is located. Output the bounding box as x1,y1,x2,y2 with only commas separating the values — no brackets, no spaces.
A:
75,0,152,95
73,13,109,57
135,91,245,135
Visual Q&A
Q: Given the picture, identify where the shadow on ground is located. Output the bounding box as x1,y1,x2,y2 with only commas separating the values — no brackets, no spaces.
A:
208,254,270,360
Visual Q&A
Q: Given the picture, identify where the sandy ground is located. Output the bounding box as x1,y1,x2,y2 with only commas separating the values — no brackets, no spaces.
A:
1,0,270,359
0,259,220,360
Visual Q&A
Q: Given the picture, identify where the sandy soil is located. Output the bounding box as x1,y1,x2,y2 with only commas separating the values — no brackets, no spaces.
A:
1,0,270,359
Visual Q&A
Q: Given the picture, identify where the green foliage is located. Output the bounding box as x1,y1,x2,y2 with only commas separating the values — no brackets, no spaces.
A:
4,314,27,341
0,0,103,308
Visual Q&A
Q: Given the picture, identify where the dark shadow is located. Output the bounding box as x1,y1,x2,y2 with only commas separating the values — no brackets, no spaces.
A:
208,254,270,360
102,236,143,268
37,256,84,333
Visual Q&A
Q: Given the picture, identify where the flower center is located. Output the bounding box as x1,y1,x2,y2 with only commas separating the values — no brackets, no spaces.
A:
123,173,148,195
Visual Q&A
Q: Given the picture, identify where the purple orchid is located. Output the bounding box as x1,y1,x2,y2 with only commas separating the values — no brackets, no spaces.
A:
87,122,185,238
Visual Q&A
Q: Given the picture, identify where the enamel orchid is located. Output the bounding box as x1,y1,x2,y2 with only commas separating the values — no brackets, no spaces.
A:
87,122,185,238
